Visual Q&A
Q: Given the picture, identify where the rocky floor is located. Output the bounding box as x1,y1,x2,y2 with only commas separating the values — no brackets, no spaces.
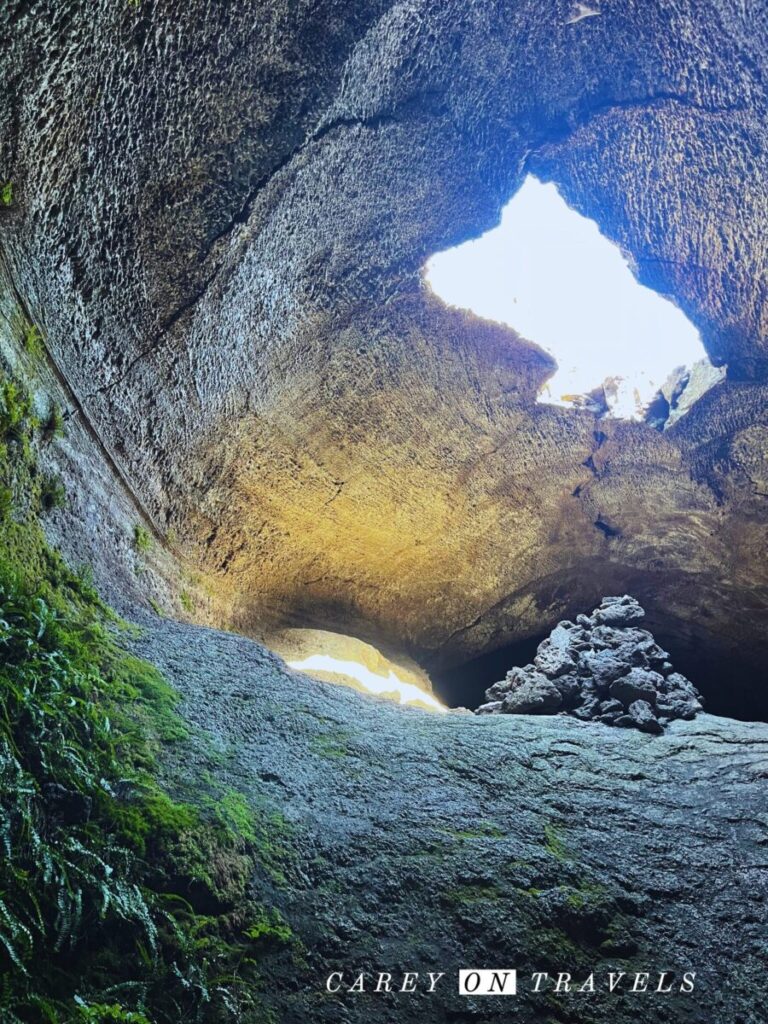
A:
132,612,768,1024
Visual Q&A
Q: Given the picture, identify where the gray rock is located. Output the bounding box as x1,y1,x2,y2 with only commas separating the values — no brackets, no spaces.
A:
502,674,563,714
481,597,704,734
610,668,663,708
628,700,663,735
534,629,576,678
593,595,646,627
599,699,625,715
552,673,582,704
475,701,504,715
581,649,633,690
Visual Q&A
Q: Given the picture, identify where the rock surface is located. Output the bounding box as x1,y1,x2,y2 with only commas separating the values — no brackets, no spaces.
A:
130,612,768,1023
2,2,768,718
478,597,703,731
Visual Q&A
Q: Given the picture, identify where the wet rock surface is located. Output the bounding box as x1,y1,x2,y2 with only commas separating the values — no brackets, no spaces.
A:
478,597,703,732
131,612,768,1023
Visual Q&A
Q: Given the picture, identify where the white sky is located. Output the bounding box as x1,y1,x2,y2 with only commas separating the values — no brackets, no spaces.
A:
425,176,705,419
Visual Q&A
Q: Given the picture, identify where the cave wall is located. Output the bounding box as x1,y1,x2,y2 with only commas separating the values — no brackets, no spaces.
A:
1,0,767,712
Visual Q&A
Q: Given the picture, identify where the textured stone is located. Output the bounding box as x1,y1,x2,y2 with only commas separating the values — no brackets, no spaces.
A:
481,597,704,732
1,1,768,723
628,699,663,735
129,612,768,1024
610,669,662,708
502,673,562,714
593,595,646,628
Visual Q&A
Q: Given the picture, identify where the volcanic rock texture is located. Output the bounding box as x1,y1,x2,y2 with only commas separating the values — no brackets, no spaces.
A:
130,614,768,1024
478,596,704,732
1,1,768,717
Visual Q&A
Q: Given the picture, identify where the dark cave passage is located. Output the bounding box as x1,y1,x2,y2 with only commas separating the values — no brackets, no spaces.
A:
431,631,768,724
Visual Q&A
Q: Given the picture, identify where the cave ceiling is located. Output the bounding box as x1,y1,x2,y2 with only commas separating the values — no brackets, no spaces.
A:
2,0,767,710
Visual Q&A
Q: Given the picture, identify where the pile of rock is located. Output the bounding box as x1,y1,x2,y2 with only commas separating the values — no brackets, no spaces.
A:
476,596,703,733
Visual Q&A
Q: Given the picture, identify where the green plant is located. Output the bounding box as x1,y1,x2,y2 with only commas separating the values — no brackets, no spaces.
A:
133,524,152,554
0,359,294,1022
39,473,66,511
75,1001,151,1023
42,403,65,441
1,181,12,207
244,907,293,948
22,323,44,360
179,590,193,613
0,485,13,520
543,822,568,861
1,378,36,458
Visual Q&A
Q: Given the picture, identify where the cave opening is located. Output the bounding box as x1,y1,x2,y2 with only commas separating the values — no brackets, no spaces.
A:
426,175,719,421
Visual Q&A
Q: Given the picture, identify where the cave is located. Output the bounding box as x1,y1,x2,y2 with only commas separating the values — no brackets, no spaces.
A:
1,2,768,1022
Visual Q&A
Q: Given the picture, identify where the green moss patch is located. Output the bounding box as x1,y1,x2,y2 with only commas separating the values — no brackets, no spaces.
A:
0,362,294,1022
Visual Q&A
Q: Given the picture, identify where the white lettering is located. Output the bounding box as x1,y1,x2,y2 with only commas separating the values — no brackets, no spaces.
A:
401,972,418,993
326,972,343,993
458,969,517,996
681,972,696,993
608,972,625,992
632,973,650,992
427,972,445,992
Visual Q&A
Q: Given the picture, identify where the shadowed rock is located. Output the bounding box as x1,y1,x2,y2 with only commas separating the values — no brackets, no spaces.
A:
477,596,703,732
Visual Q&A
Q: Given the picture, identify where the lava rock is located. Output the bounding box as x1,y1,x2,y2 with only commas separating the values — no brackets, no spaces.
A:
476,596,704,734
593,595,646,628
475,701,503,715
533,623,577,677
581,649,633,690
628,699,663,734
609,668,663,708
502,672,563,714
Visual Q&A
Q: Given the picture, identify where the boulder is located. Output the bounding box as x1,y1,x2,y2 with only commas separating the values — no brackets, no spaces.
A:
610,668,663,708
593,596,646,628
502,673,563,715
628,700,663,735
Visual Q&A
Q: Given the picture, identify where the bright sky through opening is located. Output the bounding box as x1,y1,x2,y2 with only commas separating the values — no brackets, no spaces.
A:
288,654,446,712
426,176,706,420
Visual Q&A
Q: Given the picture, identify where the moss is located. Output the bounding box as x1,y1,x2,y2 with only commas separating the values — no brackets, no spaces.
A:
244,907,293,948
147,597,162,616
1,181,12,206
310,732,350,759
214,789,258,844
543,822,569,861
179,590,193,612
41,403,65,441
0,483,12,519
0,360,285,1022
133,524,152,554
443,882,502,905
22,322,45,360
39,473,66,511
444,822,506,840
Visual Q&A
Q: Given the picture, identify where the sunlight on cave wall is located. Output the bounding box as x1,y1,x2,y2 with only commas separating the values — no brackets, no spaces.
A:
426,176,707,420
289,654,447,712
